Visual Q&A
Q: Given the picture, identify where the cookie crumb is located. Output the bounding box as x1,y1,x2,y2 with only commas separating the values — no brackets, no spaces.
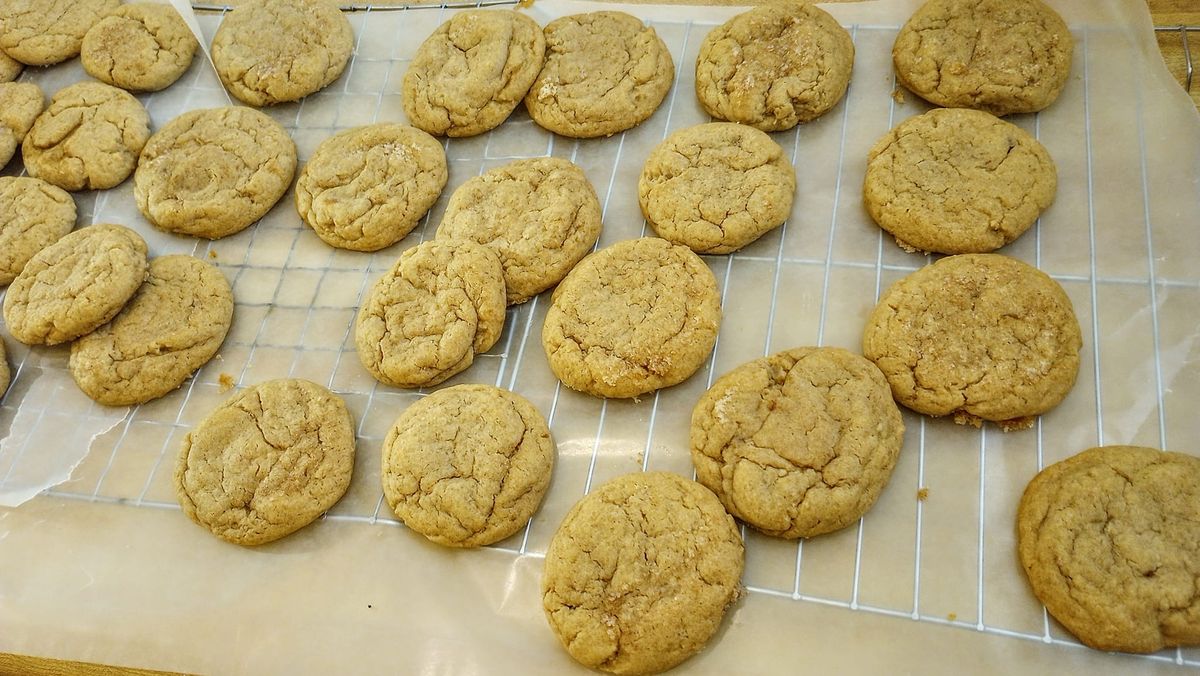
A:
218,373,235,392
892,86,906,104
947,612,957,622
635,451,644,466
208,250,218,259
367,604,373,609
917,487,929,501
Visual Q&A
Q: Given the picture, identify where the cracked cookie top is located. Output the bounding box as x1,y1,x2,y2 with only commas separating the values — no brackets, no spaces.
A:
81,3,199,93
0,82,43,169
0,0,120,66
0,50,22,83
0,177,76,286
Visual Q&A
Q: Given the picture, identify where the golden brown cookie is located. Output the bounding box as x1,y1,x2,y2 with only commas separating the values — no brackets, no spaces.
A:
81,3,199,92
211,0,354,106
543,471,744,675
0,81,42,167
403,10,545,138
355,240,506,389
382,384,554,547
174,378,356,546
542,237,721,399
0,0,120,66
893,0,1073,116
295,124,447,252
695,4,854,132
0,50,21,83
0,177,76,286
691,347,904,539
135,106,297,239
525,12,674,139
638,122,796,254
436,157,602,305
1018,446,1200,653
862,254,1081,430
864,108,1057,254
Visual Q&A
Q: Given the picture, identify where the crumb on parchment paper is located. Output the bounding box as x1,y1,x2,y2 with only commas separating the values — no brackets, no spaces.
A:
219,373,235,392
917,487,929,501
208,250,217,259
947,612,957,622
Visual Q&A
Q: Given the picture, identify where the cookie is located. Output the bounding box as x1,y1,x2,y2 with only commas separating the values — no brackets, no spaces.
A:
0,82,43,168
3,224,148,346
135,106,297,239
542,471,743,675
864,108,1057,254
1018,446,1200,653
638,122,796,254
0,177,76,286
81,3,199,92
695,5,854,132
542,237,721,399
22,81,150,192
893,0,1073,116
174,378,356,546
382,384,554,547
0,50,21,83
211,0,354,106
0,0,120,66
862,254,1081,430
436,157,602,305
355,240,506,389
70,256,234,407
691,347,904,539
403,10,545,138
0,338,9,399
525,12,674,139
295,124,447,252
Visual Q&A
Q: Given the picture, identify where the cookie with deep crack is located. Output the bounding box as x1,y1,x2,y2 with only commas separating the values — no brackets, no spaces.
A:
403,10,545,138
0,51,21,83
0,0,120,66
862,253,1081,430
1018,445,1200,653
174,378,356,546
543,471,744,675
296,124,447,252
695,4,854,132
81,3,199,92
0,177,76,286
0,81,42,168
135,106,297,239
542,237,721,399
639,122,796,254
893,0,1073,116
436,157,602,305
525,11,674,139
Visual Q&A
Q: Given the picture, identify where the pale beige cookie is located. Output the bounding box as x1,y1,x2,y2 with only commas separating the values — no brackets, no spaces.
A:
403,10,545,138
382,384,554,547
525,12,674,139
862,254,1081,430
0,50,21,83
0,177,76,286
174,378,356,546
695,4,854,132
0,82,41,167
436,157,602,305
893,0,1073,116
543,471,743,675
211,0,354,106
70,256,234,406
81,3,199,92
22,81,150,192
691,347,904,539
135,106,297,239
0,0,120,66
1018,446,1200,653
543,237,720,399
0,338,9,399
295,124,447,252
355,240,506,388
639,122,796,254
864,108,1056,254
3,224,148,346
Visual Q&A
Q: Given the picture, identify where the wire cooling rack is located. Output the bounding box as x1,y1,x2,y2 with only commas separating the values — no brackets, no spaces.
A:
1,2,1198,670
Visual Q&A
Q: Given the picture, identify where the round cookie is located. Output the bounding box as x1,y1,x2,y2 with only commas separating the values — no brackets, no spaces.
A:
1018,446,1200,653
174,378,356,546
0,0,120,66
864,108,1056,254
81,3,199,92
0,51,21,83
542,471,744,675
525,12,674,139
295,124,447,252
638,122,796,254
403,10,546,138
382,384,554,547
0,338,9,399
893,0,1073,116
691,347,904,539
135,106,297,239
3,224,148,346
695,4,854,132
862,254,1081,430
542,237,721,399
355,239,506,389
436,157,602,305
0,177,76,286
0,81,42,167
70,255,234,407
211,0,354,106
